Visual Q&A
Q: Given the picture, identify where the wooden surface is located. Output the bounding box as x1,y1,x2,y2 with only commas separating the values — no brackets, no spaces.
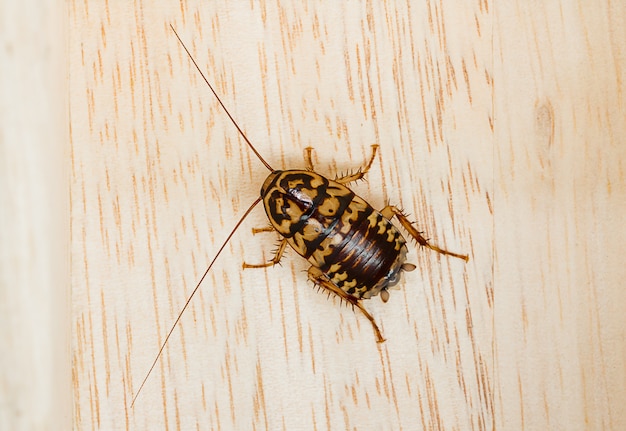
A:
66,1,626,430
0,1,70,430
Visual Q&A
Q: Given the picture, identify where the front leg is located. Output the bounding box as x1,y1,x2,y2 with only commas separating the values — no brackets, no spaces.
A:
304,145,379,184
304,147,315,171
251,226,274,235
335,144,379,185
308,266,385,343
242,238,289,269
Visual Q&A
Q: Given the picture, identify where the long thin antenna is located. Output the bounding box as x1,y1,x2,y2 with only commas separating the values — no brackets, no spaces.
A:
131,197,263,407
170,24,274,172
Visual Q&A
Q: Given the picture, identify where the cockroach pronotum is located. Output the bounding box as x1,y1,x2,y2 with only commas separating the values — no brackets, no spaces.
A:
132,25,468,406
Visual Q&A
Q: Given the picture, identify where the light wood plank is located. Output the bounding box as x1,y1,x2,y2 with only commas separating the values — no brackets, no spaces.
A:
0,1,70,430
70,1,625,430
493,2,626,429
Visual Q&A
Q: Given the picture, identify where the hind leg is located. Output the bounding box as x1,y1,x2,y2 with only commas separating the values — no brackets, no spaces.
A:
380,205,468,261
308,266,385,343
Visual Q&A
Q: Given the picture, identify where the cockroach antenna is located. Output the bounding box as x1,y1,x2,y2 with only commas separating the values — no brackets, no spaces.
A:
132,23,467,407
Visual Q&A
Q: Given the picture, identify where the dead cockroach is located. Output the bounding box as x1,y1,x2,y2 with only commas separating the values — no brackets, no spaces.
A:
131,26,468,406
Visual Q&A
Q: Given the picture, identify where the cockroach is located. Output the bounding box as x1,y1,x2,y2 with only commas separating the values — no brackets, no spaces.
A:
132,25,468,406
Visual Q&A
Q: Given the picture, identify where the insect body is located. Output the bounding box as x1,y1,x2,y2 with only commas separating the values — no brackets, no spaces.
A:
254,165,414,343
260,167,410,303
249,152,467,343
132,26,468,406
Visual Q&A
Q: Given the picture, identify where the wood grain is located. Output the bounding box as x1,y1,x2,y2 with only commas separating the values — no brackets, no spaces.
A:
493,2,626,429
67,1,625,430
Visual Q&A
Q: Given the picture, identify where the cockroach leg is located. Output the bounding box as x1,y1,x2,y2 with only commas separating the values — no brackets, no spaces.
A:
308,266,386,343
334,144,379,185
251,226,275,235
381,205,469,261
304,147,315,171
242,237,289,268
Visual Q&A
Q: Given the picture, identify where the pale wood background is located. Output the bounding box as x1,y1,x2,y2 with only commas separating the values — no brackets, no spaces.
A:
64,0,624,430
0,0,70,430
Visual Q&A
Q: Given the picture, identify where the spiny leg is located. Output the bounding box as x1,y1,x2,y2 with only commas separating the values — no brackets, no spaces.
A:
304,147,315,171
335,144,379,184
380,205,468,261
251,226,275,234
242,237,289,269
308,266,385,343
